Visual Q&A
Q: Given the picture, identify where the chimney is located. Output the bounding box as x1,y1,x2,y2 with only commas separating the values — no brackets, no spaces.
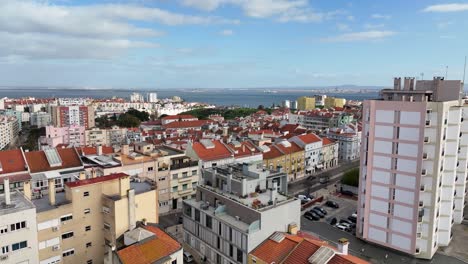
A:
337,238,349,255
48,178,56,206
288,222,298,235
122,144,130,155
4,177,11,205
79,171,86,180
23,180,32,200
128,189,136,230
97,145,103,156
394,77,401,91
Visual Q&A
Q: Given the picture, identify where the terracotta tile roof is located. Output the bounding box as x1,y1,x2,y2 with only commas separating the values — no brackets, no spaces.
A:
76,146,115,155
0,173,31,184
117,225,182,264
0,149,27,175
275,141,304,155
66,173,128,188
191,140,233,161
25,148,83,173
251,232,369,264
322,137,336,146
262,145,284,160
161,114,196,120
163,120,208,129
227,141,261,158
297,133,322,144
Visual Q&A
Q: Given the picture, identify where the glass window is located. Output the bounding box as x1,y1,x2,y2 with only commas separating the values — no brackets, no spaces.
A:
60,215,73,222
183,184,188,190
83,191,90,197
237,249,243,262
206,215,212,229
172,174,178,180
62,232,74,239
172,186,178,192
85,226,91,231
195,209,200,222
84,208,91,214
86,242,92,248
192,170,197,176
62,249,75,257
12,241,27,251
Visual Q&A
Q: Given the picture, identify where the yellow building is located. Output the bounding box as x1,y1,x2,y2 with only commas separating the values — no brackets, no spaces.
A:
324,97,346,108
297,96,316,110
262,141,305,181
34,172,158,264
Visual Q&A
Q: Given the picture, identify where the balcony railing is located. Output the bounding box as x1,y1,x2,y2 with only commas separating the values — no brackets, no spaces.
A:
170,161,198,170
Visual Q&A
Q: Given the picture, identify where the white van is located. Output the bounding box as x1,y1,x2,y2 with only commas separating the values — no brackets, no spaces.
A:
183,251,194,263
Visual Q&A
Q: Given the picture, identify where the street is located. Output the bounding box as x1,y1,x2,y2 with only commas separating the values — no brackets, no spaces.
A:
289,159,360,196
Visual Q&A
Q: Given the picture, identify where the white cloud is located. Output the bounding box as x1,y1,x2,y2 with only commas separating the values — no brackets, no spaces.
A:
181,0,342,23
364,23,385,29
347,15,355,21
0,0,240,60
220,29,234,36
321,30,396,42
423,3,468,12
371,13,391,19
437,21,454,29
336,23,350,31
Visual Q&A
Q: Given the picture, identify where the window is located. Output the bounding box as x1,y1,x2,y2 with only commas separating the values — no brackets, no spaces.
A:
83,191,89,197
237,249,243,262
86,242,92,248
10,221,26,231
195,209,200,222
192,170,197,176
85,226,91,231
206,215,212,229
183,184,188,190
62,249,75,257
182,172,188,178
1,246,8,254
172,174,178,180
217,237,221,249
12,241,27,251
104,223,111,230
172,186,178,192
171,260,177,264
229,244,233,257
0,225,7,234
84,208,91,214
60,214,73,222
62,231,74,240
148,167,154,172
184,204,192,217
229,227,232,241
159,176,166,181
102,206,110,214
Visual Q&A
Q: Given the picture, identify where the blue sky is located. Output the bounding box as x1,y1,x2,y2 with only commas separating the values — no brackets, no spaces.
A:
0,0,467,89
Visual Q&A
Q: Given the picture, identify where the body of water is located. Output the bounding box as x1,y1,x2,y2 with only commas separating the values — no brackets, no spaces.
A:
0,88,379,107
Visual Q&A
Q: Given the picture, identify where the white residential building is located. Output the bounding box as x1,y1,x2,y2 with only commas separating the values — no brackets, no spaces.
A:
0,179,39,264
0,115,19,150
183,163,300,264
358,77,468,259
326,123,362,161
130,92,144,103
147,92,158,103
289,134,323,174
30,112,51,128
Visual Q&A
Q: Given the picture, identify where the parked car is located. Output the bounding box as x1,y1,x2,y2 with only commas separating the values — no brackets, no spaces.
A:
340,190,354,196
297,194,311,204
325,200,339,208
310,208,325,218
304,211,320,221
313,206,327,215
183,252,194,263
348,215,357,223
327,217,337,225
339,219,353,225
335,224,351,232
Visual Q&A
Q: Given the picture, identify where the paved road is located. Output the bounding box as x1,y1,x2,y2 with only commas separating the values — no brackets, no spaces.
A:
301,220,466,264
289,160,360,196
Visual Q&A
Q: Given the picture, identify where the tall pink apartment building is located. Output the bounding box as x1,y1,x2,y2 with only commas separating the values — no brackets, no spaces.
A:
358,77,467,259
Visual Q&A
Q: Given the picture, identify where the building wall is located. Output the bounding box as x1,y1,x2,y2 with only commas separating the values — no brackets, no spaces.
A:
325,97,346,108
169,165,199,211
0,206,38,264
297,96,315,111
263,150,304,181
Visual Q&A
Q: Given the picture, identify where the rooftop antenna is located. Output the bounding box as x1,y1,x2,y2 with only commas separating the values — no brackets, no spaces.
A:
445,66,448,79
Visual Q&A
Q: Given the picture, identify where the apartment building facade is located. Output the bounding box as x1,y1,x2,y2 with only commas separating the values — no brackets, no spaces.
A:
84,126,127,147
324,97,346,109
42,125,86,148
183,163,300,264
358,77,468,259
262,140,305,181
30,112,52,128
51,105,95,129
0,115,19,150
326,123,362,161
169,156,199,211
297,96,316,111
34,173,158,264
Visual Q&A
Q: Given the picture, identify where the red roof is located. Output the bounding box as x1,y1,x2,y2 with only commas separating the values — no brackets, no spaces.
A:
161,114,196,120
0,173,31,184
76,146,115,155
227,141,261,158
0,149,27,175
66,173,128,188
251,232,369,264
163,120,207,129
297,133,321,144
191,140,233,161
322,137,336,146
25,148,83,173
117,225,181,264
262,145,284,160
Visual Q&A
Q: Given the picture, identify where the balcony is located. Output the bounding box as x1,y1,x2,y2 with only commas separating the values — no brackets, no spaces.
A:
170,161,198,170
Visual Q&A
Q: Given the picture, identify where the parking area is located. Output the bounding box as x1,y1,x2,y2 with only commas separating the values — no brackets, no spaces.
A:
300,191,358,234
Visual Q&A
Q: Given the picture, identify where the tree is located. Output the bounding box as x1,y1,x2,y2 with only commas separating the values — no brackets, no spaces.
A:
118,114,141,128
341,167,359,187
126,109,150,121
257,105,265,110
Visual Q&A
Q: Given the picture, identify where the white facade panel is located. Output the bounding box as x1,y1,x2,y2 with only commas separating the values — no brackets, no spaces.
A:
394,189,415,205
375,125,394,139
397,158,417,174
391,219,412,234
397,143,419,157
368,227,387,243
373,155,391,170
370,199,389,214
395,174,416,189
393,204,413,220
399,127,420,141
372,170,391,184
400,111,421,125
371,185,389,199
390,234,412,251
369,213,388,228
376,110,395,123
374,140,393,154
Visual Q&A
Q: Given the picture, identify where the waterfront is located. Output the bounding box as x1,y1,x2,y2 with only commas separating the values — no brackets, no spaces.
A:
0,87,379,107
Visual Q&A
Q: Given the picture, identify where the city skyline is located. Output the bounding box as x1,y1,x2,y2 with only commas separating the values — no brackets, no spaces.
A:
0,0,468,89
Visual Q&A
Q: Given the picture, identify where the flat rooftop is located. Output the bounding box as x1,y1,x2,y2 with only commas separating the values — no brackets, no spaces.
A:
32,192,69,213
0,191,35,215
208,163,284,181
82,155,121,168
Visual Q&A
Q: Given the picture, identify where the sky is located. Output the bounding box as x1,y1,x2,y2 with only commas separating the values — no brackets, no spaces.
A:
0,0,468,89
